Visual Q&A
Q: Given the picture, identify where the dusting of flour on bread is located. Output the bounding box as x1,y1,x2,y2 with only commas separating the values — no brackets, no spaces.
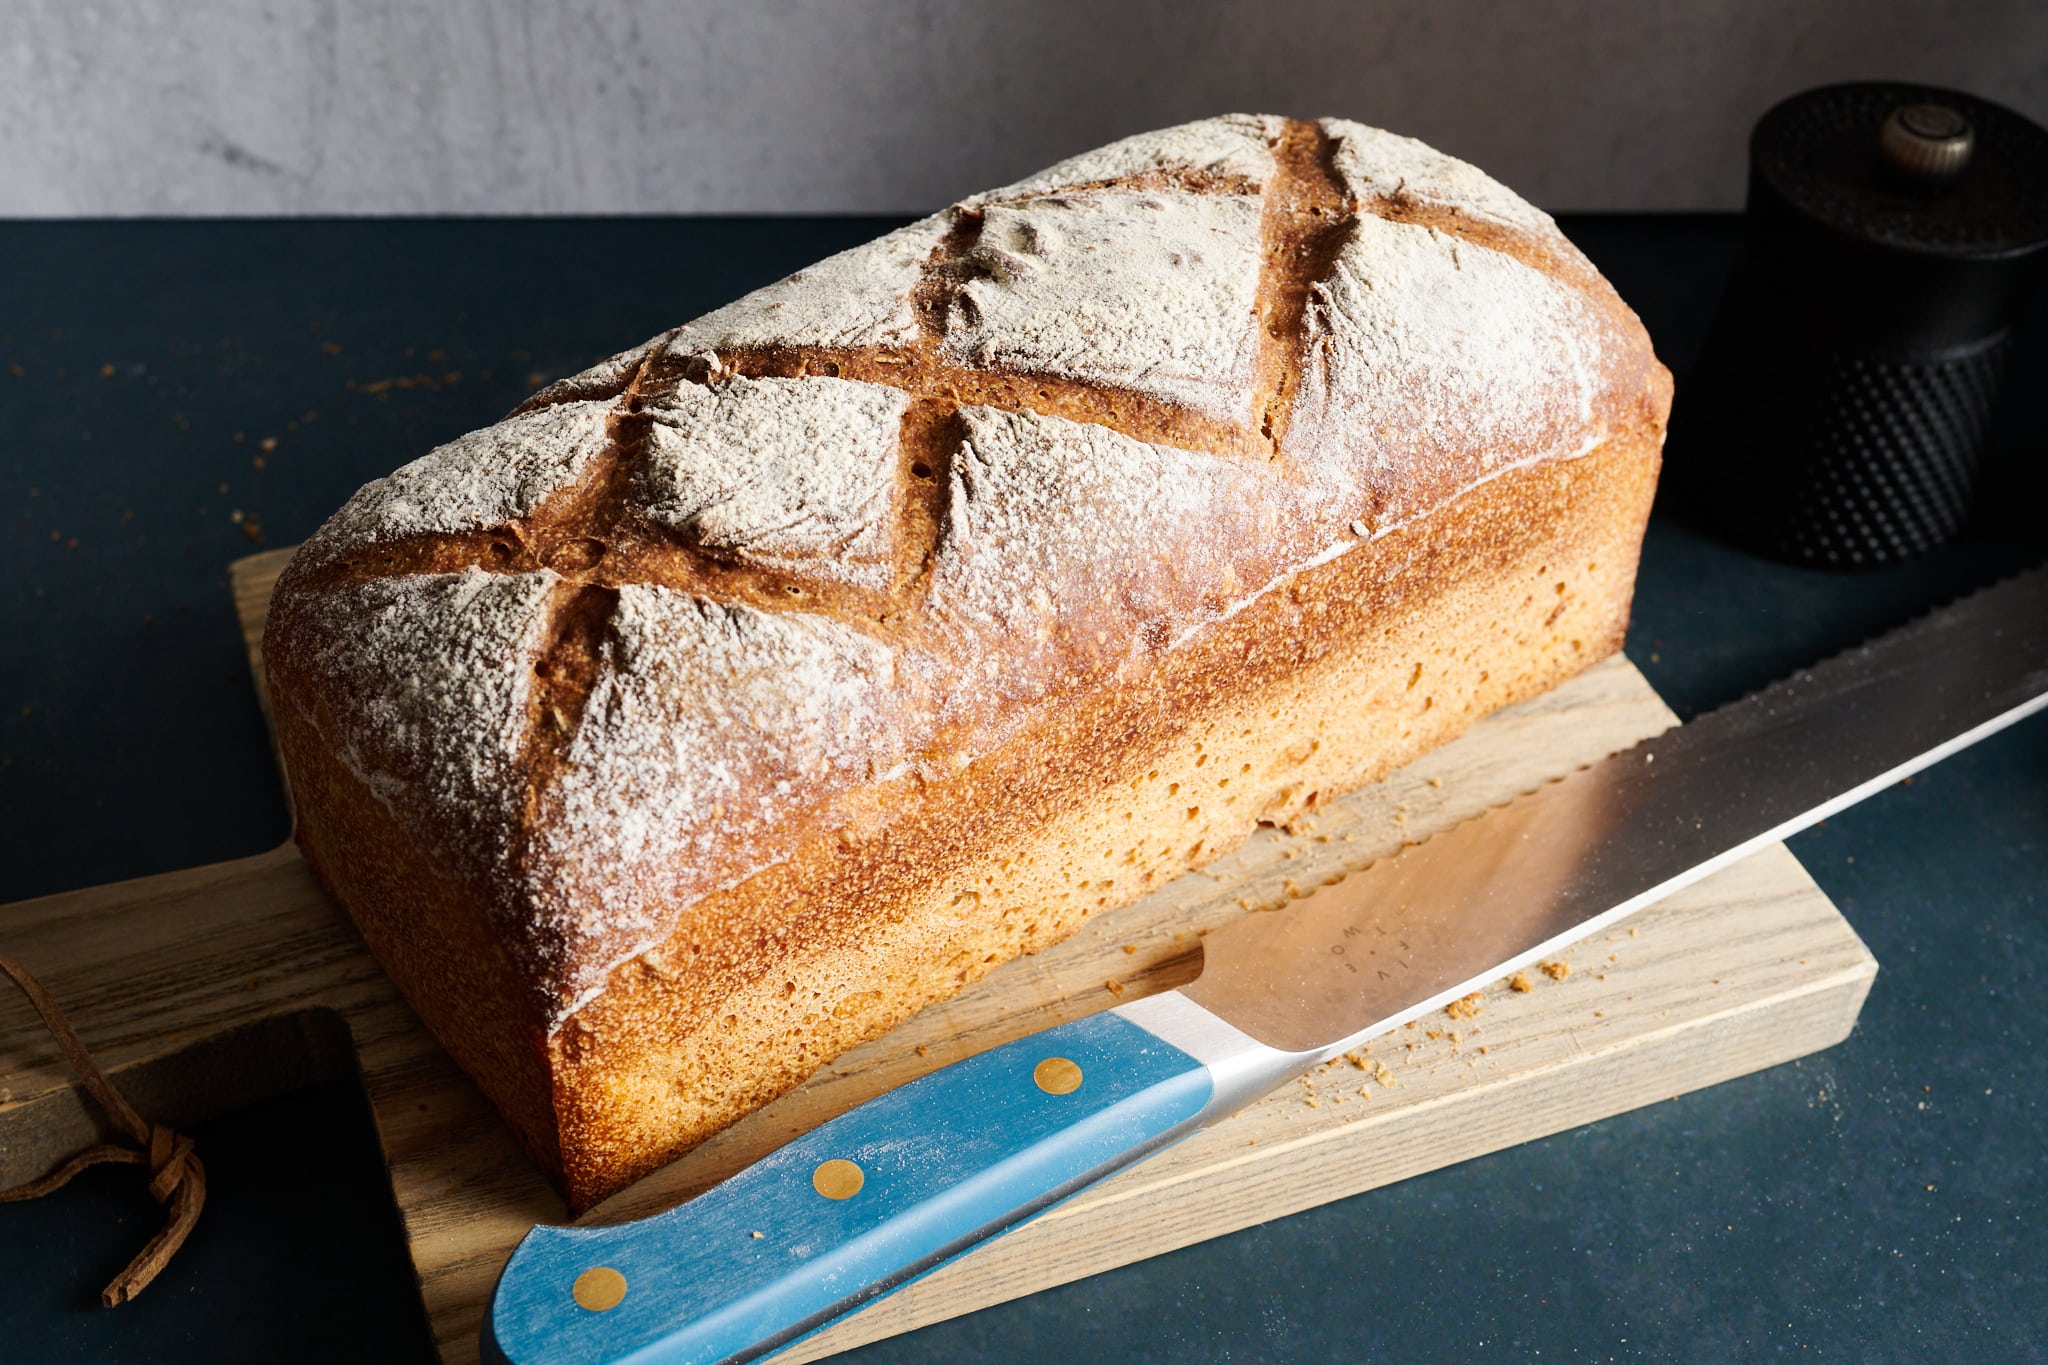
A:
944,191,1266,424
282,567,560,878
307,401,614,555
529,585,919,1009
929,405,1284,707
522,331,673,411
672,213,956,352
1320,119,1555,232
640,375,910,592
981,113,1284,200
1289,213,1601,530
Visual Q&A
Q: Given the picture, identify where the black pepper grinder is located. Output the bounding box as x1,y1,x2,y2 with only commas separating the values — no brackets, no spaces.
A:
1668,82,2048,567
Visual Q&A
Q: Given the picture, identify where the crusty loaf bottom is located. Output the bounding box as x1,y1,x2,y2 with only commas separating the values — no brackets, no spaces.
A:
548,431,1660,1208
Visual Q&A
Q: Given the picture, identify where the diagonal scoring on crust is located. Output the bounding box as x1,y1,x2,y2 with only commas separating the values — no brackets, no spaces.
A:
405,120,1357,803
1250,120,1351,458
346,116,1596,623
622,119,1353,607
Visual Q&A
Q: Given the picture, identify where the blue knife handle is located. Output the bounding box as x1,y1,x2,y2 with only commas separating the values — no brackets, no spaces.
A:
485,1003,1246,1365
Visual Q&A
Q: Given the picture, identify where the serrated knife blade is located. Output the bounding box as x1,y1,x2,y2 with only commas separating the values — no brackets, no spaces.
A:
485,565,2048,1365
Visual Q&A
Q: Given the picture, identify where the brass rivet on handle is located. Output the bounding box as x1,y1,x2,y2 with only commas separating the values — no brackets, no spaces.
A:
572,1266,628,1312
813,1158,865,1200
1034,1056,1083,1095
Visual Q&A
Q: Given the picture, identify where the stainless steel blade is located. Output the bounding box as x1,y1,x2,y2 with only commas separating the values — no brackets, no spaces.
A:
1183,565,2048,1054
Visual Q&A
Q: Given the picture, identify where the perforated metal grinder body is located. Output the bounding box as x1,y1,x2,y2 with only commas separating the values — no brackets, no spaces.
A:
1671,82,2048,567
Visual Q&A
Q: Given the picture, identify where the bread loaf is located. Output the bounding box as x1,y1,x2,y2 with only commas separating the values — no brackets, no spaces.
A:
264,115,1670,1210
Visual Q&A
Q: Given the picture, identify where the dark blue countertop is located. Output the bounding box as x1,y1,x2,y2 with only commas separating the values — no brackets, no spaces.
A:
2,216,2043,1362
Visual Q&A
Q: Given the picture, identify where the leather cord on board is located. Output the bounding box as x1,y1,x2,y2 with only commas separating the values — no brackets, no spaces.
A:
0,953,206,1306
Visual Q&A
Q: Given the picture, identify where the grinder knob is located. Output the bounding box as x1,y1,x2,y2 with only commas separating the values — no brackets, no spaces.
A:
1879,103,1975,183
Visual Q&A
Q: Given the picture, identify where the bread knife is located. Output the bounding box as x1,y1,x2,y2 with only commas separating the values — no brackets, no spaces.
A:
484,565,2048,1365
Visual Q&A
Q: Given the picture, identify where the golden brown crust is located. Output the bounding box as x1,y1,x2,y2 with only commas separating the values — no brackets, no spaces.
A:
263,114,1672,1208
549,429,1660,1204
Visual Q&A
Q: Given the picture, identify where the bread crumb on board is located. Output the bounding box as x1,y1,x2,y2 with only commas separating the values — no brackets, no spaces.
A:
1444,991,1484,1020
1540,959,1571,981
1507,971,1534,992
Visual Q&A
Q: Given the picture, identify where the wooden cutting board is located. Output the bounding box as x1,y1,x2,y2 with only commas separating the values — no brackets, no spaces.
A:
0,548,1877,1363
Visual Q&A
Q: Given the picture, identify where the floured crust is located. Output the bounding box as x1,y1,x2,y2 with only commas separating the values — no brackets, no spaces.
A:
267,567,559,888
978,112,1286,200
1289,212,1608,529
639,375,909,591
942,191,1267,423
302,402,615,556
929,405,1288,704
265,114,1672,1208
673,214,956,353
531,585,918,1013
1320,118,1557,233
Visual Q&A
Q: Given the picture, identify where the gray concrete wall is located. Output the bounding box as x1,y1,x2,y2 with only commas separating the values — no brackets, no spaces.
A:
3,0,2042,217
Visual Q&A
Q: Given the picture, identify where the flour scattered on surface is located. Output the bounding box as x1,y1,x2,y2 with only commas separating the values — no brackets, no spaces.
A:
640,376,909,591
944,191,1265,423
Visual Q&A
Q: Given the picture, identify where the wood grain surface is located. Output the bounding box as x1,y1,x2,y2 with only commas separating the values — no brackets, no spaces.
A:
0,546,1876,1363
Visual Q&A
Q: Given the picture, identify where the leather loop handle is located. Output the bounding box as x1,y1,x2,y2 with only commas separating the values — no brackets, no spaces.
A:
0,953,206,1306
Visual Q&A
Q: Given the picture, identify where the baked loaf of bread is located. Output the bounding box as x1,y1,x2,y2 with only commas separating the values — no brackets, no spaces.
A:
265,115,1670,1210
